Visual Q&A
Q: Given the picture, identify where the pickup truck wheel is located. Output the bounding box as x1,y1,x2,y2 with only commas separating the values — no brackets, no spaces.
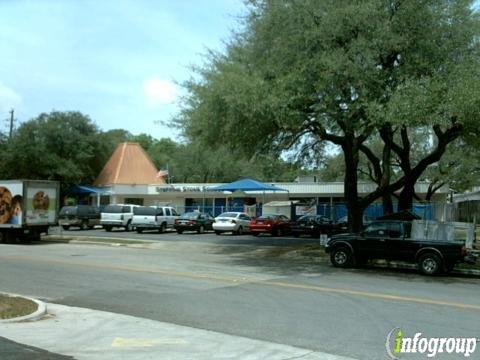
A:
62,225,70,231
215,231,222,235
418,253,442,275
330,246,353,268
104,226,112,232
136,228,143,234
159,223,166,234
125,221,132,232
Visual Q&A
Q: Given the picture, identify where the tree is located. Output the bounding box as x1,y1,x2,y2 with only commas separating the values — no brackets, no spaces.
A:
2,111,103,186
177,0,480,230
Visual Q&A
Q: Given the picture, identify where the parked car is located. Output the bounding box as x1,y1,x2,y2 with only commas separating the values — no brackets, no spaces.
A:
101,204,139,232
59,205,100,230
325,220,476,275
132,206,179,233
291,215,341,238
249,214,291,236
174,212,214,234
213,212,251,235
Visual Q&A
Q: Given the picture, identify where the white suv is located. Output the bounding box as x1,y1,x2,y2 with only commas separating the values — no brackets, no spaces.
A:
101,204,139,232
132,206,179,233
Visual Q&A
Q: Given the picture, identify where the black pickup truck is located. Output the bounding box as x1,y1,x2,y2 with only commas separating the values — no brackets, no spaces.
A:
324,220,475,275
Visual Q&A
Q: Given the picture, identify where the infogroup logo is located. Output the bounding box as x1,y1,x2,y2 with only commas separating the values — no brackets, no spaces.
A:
385,328,478,359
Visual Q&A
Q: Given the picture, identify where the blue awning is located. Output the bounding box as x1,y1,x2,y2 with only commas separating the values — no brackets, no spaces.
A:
209,178,286,192
69,185,111,195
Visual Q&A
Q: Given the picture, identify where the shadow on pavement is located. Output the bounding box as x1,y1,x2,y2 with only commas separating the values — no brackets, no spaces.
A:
0,337,74,360
212,240,480,283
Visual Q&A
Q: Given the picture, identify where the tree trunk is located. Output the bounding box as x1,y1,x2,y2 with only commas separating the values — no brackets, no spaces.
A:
342,139,363,232
380,128,393,215
398,180,415,211
383,194,394,215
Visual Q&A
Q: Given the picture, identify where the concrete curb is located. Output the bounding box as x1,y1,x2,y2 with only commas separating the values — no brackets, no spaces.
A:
0,293,47,323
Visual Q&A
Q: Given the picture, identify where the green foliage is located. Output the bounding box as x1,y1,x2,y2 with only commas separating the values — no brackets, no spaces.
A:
1,111,102,185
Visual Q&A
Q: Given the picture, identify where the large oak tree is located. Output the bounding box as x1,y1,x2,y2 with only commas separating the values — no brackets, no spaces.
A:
177,0,480,230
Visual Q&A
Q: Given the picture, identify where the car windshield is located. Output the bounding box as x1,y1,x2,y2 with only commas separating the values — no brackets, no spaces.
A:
257,215,274,220
59,206,76,215
103,205,123,213
181,212,200,219
217,212,238,218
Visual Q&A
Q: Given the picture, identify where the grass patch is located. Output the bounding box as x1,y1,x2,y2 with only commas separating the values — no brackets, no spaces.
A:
0,294,37,320
456,261,480,271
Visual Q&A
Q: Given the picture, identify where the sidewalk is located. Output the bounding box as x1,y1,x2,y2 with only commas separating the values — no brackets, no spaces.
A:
0,303,356,360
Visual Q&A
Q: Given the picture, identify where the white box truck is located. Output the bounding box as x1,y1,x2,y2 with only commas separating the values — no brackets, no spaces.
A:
0,180,60,242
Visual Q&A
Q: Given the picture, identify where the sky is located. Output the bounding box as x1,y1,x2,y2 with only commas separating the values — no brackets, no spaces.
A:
0,0,246,139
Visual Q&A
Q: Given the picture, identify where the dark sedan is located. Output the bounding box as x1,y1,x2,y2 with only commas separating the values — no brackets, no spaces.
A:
291,215,340,238
174,212,214,234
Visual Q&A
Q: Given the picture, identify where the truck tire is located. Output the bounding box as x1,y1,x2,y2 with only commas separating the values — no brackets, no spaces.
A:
215,231,222,235
159,223,166,234
418,253,442,275
330,246,354,268
136,228,143,234
105,226,112,232
62,225,70,231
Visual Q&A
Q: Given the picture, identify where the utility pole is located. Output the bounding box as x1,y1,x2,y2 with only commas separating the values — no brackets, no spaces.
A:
8,109,15,139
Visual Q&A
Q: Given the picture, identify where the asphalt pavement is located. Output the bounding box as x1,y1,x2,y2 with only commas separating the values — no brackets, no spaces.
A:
0,230,479,359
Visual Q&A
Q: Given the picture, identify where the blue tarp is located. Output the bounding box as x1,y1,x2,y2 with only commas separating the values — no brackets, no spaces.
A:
69,185,110,195
209,178,286,192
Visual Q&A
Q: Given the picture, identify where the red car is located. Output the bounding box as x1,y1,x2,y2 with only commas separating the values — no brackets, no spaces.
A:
249,214,291,236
